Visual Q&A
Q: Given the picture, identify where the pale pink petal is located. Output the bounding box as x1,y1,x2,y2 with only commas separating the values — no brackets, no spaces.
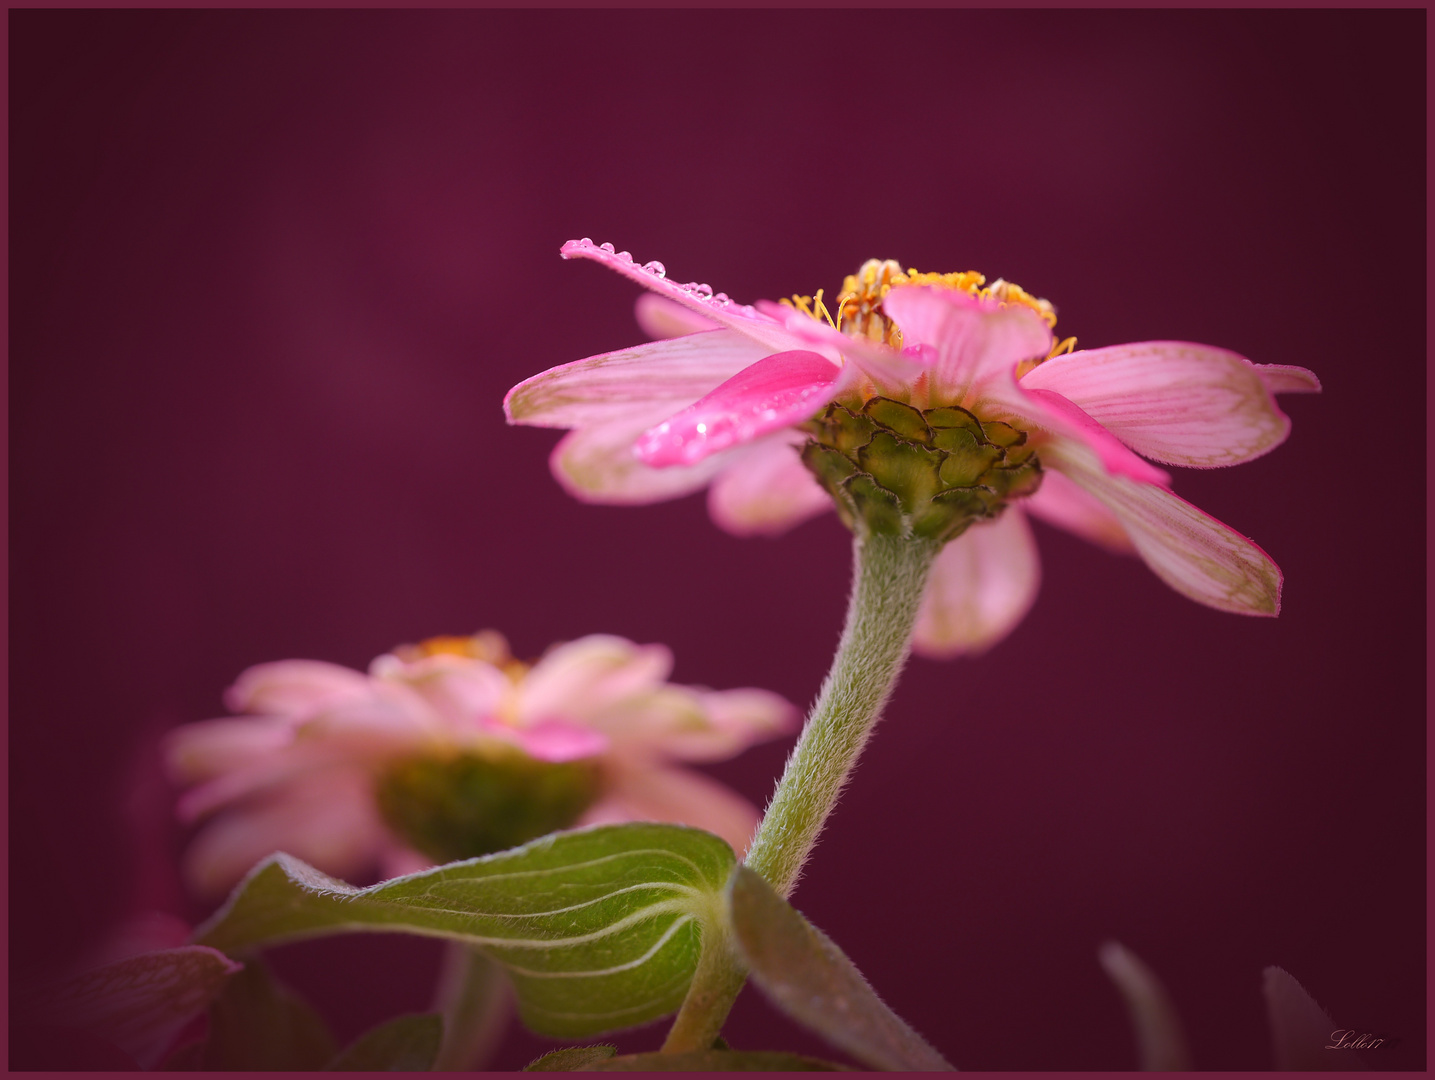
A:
635,293,719,339
549,402,741,503
1098,941,1194,1071
707,432,834,537
520,634,674,724
181,767,390,896
504,330,771,429
1020,341,1310,468
753,299,925,394
1009,386,1173,486
1254,363,1322,395
634,350,839,467
481,716,609,762
579,682,795,764
1043,439,1283,616
679,687,801,761
912,509,1042,657
1022,467,1135,554
880,284,1053,405
370,652,512,731
224,659,372,718
578,763,761,856
1262,966,1363,1070
163,716,294,785
562,239,800,353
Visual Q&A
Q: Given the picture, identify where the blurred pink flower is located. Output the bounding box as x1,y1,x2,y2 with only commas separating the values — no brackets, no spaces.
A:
165,631,796,896
507,242,1320,654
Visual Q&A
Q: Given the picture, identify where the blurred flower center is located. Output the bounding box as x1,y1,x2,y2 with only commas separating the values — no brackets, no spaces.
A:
374,747,603,863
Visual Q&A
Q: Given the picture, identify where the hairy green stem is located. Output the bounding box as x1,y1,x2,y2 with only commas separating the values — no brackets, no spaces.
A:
662,531,940,1051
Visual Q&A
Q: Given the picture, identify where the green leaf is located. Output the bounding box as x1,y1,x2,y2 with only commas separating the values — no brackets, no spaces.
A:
727,866,954,1071
201,957,337,1069
30,945,241,1068
525,1044,618,1070
195,823,737,1039
590,1049,847,1071
324,1013,443,1071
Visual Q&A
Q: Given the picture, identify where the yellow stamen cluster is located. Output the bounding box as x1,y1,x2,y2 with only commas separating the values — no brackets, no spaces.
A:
786,259,1075,367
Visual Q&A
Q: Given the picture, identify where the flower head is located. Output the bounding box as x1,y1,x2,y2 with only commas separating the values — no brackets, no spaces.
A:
506,240,1320,654
165,630,797,896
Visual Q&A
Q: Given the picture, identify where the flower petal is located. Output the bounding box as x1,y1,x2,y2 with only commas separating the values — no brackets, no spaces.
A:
1043,439,1283,615
1020,342,1317,468
578,763,761,856
224,660,372,719
520,634,674,724
1010,387,1173,487
880,284,1053,405
1262,966,1359,1070
181,767,390,896
912,509,1042,657
707,432,834,537
635,351,839,467
1022,466,1135,554
549,402,740,503
753,300,925,394
1254,363,1322,395
635,293,719,339
1098,942,1194,1071
481,716,610,762
562,238,799,353
163,716,295,786
504,330,771,429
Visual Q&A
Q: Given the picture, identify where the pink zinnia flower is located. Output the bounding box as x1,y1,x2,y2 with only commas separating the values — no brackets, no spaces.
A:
165,631,796,896
506,241,1319,654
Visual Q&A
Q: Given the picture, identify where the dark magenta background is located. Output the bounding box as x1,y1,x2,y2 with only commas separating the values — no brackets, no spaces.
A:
10,10,1425,1071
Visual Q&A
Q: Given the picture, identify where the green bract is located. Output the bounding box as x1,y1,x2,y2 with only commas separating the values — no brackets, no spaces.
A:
194,823,736,1039
802,397,1041,541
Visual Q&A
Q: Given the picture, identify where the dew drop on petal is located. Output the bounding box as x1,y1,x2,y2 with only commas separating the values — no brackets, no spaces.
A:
617,251,632,262
599,242,615,253
643,261,666,278
714,292,730,304
580,237,593,245
694,283,714,298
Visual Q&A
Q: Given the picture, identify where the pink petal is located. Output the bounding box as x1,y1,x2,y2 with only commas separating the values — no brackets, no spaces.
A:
562,238,799,353
1021,341,1311,468
707,432,834,537
635,293,719,339
635,350,839,467
578,763,761,856
1015,387,1173,487
181,767,389,896
549,402,740,503
1254,363,1322,395
520,634,674,724
163,716,295,786
880,284,1053,405
912,509,1042,657
482,716,609,762
1022,467,1135,554
1098,942,1194,1071
370,652,512,730
679,687,801,761
504,329,771,429
224,659,372,718
1262,966,1362,1070
1043,439,1283,616
753,300,926,395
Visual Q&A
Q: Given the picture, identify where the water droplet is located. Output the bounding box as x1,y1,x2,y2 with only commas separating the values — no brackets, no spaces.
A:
693,283,714,298
579,237,593,245
599,242,615,253
617,251,632,262
643,261,666,278
714,292,730,305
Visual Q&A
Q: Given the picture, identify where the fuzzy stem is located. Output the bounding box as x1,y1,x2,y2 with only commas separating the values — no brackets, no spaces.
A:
661,531,939,1051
